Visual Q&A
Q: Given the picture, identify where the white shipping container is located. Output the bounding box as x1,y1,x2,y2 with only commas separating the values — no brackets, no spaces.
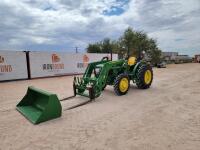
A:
0,51,28,81
29,52,118,78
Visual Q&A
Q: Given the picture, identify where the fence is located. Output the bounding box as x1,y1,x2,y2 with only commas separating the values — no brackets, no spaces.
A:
0,51,28,81
0,51,118,81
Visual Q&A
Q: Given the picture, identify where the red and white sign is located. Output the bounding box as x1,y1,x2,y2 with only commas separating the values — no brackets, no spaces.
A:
29,52,118,78
0,51,28,81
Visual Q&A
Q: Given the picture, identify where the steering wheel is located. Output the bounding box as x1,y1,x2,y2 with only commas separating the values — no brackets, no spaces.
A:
101,56,109,61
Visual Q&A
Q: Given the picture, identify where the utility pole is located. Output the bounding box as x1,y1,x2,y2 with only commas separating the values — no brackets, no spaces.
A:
75,47,78,53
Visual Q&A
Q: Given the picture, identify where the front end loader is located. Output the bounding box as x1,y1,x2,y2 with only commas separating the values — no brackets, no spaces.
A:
16,54,153,124
73,56,153,100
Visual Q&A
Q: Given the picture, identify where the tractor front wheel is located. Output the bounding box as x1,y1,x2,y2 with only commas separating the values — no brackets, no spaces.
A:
114,73,130,96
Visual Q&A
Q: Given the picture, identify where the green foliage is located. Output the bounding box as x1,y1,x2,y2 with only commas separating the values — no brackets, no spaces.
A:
87,43,101,53
101,38,112,53
86,27,162,64
87,38,116,54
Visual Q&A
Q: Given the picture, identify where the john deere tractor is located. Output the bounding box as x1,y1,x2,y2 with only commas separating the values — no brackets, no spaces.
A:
73,56,153,100
16,54,153,124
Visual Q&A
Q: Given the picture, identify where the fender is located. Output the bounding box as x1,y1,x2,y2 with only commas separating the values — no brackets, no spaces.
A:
132,61,147,77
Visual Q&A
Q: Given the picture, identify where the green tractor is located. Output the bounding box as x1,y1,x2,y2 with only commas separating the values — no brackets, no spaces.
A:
74,56,153,100
16,54,153,124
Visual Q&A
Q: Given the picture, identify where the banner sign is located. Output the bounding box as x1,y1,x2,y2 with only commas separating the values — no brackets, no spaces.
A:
29,52,118,78
0,51,28,81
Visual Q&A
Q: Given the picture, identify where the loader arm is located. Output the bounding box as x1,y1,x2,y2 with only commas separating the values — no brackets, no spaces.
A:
95,60,125,91
74,59,125,99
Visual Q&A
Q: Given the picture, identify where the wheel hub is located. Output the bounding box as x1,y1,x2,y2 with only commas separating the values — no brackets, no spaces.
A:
119,78,129,92
144,70,152,84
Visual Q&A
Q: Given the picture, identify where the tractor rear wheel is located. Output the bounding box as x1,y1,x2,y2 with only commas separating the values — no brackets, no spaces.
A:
135,64,153,89
114,73,130,96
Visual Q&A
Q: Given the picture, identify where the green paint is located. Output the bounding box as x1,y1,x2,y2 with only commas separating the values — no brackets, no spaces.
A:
74,58,147,99
16,86,62,124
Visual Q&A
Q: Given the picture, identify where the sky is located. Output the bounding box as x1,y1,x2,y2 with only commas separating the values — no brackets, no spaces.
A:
0,0,199,56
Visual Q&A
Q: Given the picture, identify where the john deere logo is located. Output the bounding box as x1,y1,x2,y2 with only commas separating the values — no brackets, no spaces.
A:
43,54,64,71
77,54,89,68
0,55,12,73
0,56,4,63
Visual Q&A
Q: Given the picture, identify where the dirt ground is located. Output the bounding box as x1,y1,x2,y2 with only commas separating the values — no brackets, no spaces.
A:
0,63,200,150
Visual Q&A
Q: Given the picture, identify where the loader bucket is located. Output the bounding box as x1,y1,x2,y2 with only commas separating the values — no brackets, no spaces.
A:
16,86,62,124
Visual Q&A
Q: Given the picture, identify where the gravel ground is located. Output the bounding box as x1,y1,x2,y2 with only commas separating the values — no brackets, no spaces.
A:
0,63,200,150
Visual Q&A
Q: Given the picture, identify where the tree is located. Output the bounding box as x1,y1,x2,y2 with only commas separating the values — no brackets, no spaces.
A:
119,27,162,64
87,38,115,54
101,38,112,53
150,48,162,64
120,27,135,57
145,38,162,64
87,43,101,53
86,27,162,64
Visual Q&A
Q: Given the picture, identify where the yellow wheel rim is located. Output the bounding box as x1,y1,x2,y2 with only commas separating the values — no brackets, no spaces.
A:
144,70,152,84
119,78,129,92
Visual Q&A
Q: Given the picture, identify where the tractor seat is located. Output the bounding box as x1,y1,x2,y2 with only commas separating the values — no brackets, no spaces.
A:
128,57,136,66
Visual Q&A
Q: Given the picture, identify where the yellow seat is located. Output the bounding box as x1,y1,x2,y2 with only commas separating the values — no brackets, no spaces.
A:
128,57,136,66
